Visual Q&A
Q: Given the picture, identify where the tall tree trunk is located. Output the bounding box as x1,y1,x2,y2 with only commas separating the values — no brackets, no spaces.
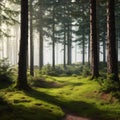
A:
82,26,85,65
88,34,90,67
63,5,66,68
56,42,58,65
63,28,66,68
116,28,118,61
39,30,43,69
67,1,72,65
30,0,34,76
39,0,43,70
67,25,72,65
52,26,55,68
90,0,99,79
103,31,106,64
107,0,119,81
16,0,29,90
82,4,85,65
52,5,55,68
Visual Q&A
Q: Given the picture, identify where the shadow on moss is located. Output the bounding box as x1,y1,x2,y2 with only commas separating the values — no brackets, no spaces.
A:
24,89,120,120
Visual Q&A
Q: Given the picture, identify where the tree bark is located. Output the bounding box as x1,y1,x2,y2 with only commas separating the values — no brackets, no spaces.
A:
82,26,85,65
39,1,43,70
88,34,90,67
67,23,72,65
103,31,106,64
90,0,99,79
30,0,34,76
63,5,66,68
39,31,43,70
52,4,55,68
63,27,66,68
67,1,72,65
16,0,29,90
107,0,119,81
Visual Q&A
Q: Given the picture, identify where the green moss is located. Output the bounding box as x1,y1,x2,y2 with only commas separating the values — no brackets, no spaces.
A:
0,76,120,120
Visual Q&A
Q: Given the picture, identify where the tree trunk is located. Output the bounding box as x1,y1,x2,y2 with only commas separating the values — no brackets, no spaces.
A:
82,5,85,65
39,30,43,70
52,27,55,68
63,5,66,68
90,0,99,79
82,26,85,65
52,5,55,68
107,0,119,81
67,1,72,65
116,28,118,61
67,25,72,65
39,1,43,70
88,34,90,67
63,28,66,68
16,0,29,90
30,0,34,76
103,31,106,64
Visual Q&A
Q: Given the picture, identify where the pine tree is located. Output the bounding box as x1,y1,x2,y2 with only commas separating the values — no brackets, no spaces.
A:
16,0,30,90
30,0,34,76
107,0,119,81
90,0,99,79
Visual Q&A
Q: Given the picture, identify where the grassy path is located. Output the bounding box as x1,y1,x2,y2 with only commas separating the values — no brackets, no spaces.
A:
0,76,120,120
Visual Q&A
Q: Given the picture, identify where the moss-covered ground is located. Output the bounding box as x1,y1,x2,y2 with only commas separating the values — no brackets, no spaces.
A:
0,76,120,120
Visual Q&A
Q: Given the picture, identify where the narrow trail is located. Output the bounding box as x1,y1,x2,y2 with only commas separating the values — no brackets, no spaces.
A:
62,114,91,120
61,107,91,120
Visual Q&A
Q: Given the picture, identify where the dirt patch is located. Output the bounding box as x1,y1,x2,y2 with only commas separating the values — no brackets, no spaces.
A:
62,114,91,120
100,93,117,103
101,93,110,100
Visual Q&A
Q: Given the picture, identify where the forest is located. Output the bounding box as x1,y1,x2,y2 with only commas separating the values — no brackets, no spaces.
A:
0,0,120,120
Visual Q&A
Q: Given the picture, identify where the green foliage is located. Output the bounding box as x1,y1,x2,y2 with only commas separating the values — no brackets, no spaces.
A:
40,64,61,76
82,65,91,77
0,0,20,38
0,58,13,84
99,74,120,98
40,64,91,77
100,79,120,92
99,62,107,74
63,65,81,76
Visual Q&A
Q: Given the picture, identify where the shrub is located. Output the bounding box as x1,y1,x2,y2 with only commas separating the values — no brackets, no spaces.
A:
72,74,77,77
40,64,92,77
82,65,91,77
64,65,81,75
40,64,62,76
100,74,120,93
0,58,13,84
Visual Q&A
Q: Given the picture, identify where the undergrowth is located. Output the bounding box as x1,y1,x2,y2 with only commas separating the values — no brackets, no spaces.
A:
0,58,14,89
40,64,91,77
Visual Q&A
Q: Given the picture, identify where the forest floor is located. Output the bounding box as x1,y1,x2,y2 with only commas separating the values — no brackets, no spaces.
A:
0,76,120,120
